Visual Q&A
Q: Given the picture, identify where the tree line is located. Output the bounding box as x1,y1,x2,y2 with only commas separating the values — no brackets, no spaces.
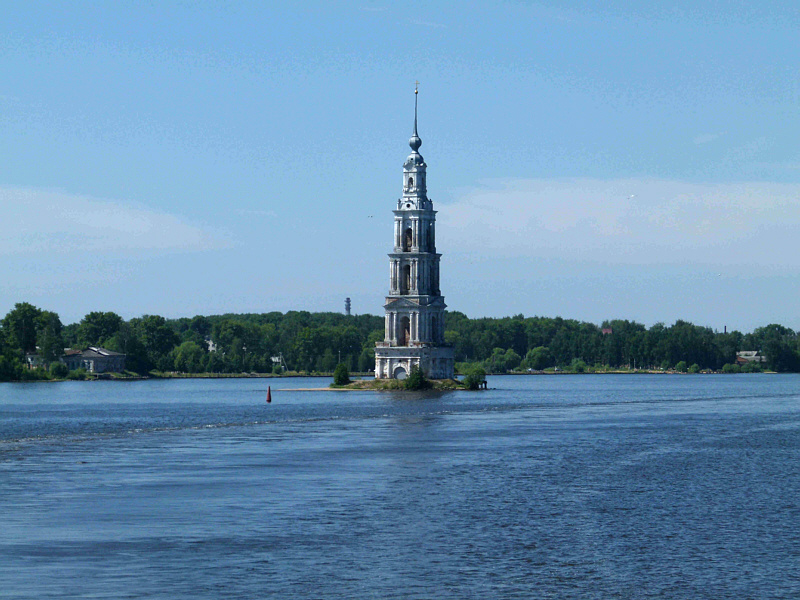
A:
1,301,798,381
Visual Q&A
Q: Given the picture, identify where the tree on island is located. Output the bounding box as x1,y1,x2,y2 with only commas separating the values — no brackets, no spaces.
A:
404,366,430,390
463,366,486,390
333,363,350,386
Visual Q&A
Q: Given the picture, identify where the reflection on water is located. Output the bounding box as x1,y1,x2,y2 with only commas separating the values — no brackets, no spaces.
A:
1,375,799,599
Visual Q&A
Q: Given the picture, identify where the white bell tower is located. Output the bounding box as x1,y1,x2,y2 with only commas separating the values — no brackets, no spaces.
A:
374,86,455,380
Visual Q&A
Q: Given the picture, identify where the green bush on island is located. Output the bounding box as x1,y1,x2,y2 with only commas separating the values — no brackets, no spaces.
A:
404,366,430,390
675,361,688,373
463,366,486,390
688,363,701,373
333,363,350,386
722,363,742,374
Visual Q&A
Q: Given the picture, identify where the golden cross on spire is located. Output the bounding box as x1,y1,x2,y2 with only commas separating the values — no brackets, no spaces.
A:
415,80,419,94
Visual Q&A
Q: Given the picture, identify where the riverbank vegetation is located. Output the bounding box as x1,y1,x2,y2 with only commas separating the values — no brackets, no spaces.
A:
1,302,796,382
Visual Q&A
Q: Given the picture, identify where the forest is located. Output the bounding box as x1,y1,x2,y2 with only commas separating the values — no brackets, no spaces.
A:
1,301,798,381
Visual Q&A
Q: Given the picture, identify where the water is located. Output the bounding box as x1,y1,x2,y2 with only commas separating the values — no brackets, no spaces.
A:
1,375,799,599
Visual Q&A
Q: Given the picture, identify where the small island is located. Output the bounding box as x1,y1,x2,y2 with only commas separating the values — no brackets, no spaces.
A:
330,364,486,391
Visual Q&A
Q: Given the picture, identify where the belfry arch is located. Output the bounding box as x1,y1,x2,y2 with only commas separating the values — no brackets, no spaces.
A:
399,316,410,346
401,264,411,294
403,227,413,251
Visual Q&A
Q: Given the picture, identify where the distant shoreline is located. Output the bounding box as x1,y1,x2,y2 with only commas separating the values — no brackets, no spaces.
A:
11,369,777,384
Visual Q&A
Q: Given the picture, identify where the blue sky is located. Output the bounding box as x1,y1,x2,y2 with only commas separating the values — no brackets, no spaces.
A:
2,1,800,331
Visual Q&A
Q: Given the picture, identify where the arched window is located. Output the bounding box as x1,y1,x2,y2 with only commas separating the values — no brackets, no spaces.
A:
408,176,414,189
399,316,410,346
403,228,413,251
431,316,437,342
401,264,411,294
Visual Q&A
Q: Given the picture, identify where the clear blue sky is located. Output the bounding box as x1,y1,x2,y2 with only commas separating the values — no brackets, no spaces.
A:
2,1,800,331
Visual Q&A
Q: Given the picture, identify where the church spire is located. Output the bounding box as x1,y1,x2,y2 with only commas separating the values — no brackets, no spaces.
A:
402,84,427,208
409,83,421,152
414,83,418,133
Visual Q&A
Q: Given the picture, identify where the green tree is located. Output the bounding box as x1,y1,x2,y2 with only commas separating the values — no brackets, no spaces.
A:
757,324,800,372
188,315,212,338
357,348,374,373
688,363,700,373
524,346,553,370
78,311,123,347
0,330,23,381
486,347,509,373
37,311,64,364
741,360,762,373
67,368,88,381
136,315,180,371
173,341,206,373
463,365,486,390
49,362,69,378
206,351,224,373
404,366,430,390
675,360,688,373
504,348,522,371
2,302,42,353
320,348,337,373
333,363,350,386
570,358,588,373
105,321,147,374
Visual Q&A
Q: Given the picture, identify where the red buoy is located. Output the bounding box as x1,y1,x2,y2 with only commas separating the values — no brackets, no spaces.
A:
266,386,272,403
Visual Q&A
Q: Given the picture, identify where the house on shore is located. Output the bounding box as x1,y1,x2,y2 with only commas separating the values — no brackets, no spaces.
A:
62,347,126,373
25,353,45,369
735,351,766,366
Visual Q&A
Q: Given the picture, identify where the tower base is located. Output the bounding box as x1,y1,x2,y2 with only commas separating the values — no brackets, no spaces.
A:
374,344,455,380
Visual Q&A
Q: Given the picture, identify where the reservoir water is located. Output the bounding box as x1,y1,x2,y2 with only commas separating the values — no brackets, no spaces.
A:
1,375,799,599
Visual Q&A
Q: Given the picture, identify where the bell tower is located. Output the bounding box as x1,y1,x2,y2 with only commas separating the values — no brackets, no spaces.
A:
374,86,455,380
